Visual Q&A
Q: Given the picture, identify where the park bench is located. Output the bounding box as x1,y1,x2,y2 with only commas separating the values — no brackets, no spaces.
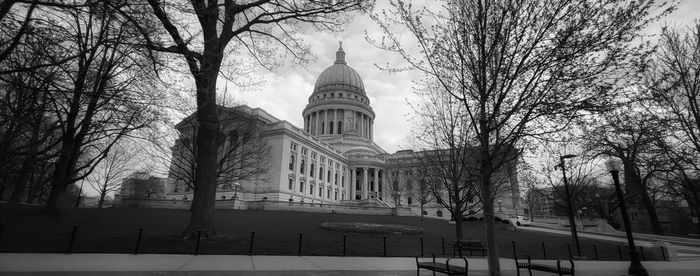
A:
511,241,574,276
416,253,468,276
453,239,486,257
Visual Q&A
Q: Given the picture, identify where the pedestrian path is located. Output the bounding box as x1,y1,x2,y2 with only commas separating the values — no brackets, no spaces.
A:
1,253,700,276
522,223,700,255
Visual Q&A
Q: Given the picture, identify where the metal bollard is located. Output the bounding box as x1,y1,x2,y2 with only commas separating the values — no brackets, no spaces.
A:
541,242,547,259
298,233,303,256
383,236,387,257
249,231,255,254
420,237,424,257
661,246,666,261
134,228,143,254
342,235,346,256
67,226,78,254
441,237,445,255
593,244,599,260
195,230,202,255
617,245,623,260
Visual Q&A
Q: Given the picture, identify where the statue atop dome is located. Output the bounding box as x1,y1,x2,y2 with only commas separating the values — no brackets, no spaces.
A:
335,41,346,65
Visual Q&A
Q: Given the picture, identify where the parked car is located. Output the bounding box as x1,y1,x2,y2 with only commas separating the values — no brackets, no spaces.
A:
510,215,531,226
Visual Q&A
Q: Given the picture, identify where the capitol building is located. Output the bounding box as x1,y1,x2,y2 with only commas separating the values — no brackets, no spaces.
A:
164,44,520,218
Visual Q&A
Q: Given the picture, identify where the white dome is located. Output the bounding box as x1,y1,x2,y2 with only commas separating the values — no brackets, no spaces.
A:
313,45,365,95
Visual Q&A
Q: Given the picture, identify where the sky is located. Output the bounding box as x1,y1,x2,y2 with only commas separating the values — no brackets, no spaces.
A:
230,0,700,154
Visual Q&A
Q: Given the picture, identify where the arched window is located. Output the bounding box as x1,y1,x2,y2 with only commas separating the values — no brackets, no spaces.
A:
300,160,305,174
319,167,324,181
310,163,315,177
329,122,334,134
289,155,295,170
335,173,338,185
327,171,331,182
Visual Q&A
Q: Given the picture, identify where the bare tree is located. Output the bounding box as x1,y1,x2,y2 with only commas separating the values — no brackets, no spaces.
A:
36,1,164,214
167,106,270,194
408,83,483,238
372,1,672,274
116,0,371,238
87,142,138,208
384,166,407,207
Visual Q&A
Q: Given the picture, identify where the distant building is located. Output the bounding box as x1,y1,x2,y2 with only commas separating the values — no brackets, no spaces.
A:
118,171,166,199
163,43,521,218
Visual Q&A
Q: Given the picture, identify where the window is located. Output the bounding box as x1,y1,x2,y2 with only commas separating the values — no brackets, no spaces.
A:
310,184,314,195
331,93,335,97
335,174,338,185
290,142,297,151
300,181,305,193
300,160,305,174
288,178,293,190
327,189,331,199
222,196,226,200
302,148,308,155
338,121,342,134
329,122,333,134
319,186,323,197
311,152,317,159
321,122,324,134
319,167,324,181
289,155,295,170
327,171,331,182
339,93,343,97
437,210,443,217
407,197,413,205
341,176,345,187
310,163,315,177
324,94,327,98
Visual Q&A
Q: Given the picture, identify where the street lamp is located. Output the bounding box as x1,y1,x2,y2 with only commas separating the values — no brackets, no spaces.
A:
498,199,503,212
232,182,241,209
606,157,648,276
558,154,582,257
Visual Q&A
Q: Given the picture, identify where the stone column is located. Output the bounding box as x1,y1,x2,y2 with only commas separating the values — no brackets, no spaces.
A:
333,109,338,134
315,111,320,136
369,119,373,140
350,168,356,200
323,109,328,135
373,168,379,198
363,167,369,199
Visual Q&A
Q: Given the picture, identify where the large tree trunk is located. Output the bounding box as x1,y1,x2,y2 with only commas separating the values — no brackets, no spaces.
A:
41,138,76,215
98,188,106,208
9,121,41,205
624,161,663,235
479,141,500,275
182,59,221,239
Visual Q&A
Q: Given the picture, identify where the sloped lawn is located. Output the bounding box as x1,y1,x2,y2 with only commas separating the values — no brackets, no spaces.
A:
0,204,624,259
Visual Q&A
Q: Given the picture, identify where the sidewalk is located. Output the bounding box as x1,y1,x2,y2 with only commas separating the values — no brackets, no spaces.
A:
1,253,700,276
521,223,700,255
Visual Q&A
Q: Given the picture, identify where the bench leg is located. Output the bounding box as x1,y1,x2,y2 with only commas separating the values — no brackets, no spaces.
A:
527,268,533,276
516,268,520,276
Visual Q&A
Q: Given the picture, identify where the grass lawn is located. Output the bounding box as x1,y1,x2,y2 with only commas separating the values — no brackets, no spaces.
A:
0,204,627,260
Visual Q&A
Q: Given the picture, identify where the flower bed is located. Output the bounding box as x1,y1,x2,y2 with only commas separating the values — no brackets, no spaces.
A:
320,222,424,235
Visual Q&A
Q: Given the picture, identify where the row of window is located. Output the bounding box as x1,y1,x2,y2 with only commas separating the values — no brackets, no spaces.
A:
312,92,368,105
288,178,341,200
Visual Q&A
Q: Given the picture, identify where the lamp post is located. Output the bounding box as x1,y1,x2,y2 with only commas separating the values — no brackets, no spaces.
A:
498,199,503,212
232,182,241,209
606,157,648,276
559,154,582,257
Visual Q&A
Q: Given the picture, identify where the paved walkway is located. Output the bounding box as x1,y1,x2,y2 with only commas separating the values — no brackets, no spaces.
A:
522,223,700,255
1,253,700,275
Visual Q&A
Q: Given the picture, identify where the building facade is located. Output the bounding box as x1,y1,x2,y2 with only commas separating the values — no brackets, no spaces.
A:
165,44,519,216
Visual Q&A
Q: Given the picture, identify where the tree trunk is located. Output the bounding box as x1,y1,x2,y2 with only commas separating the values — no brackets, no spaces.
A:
479,129,500,275
9,123,41,205
41,138,76,215
181,68,220,239
624,162,663,235
98,188,106,208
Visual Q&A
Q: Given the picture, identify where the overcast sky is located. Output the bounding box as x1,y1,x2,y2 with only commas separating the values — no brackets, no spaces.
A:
230,1,699,154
